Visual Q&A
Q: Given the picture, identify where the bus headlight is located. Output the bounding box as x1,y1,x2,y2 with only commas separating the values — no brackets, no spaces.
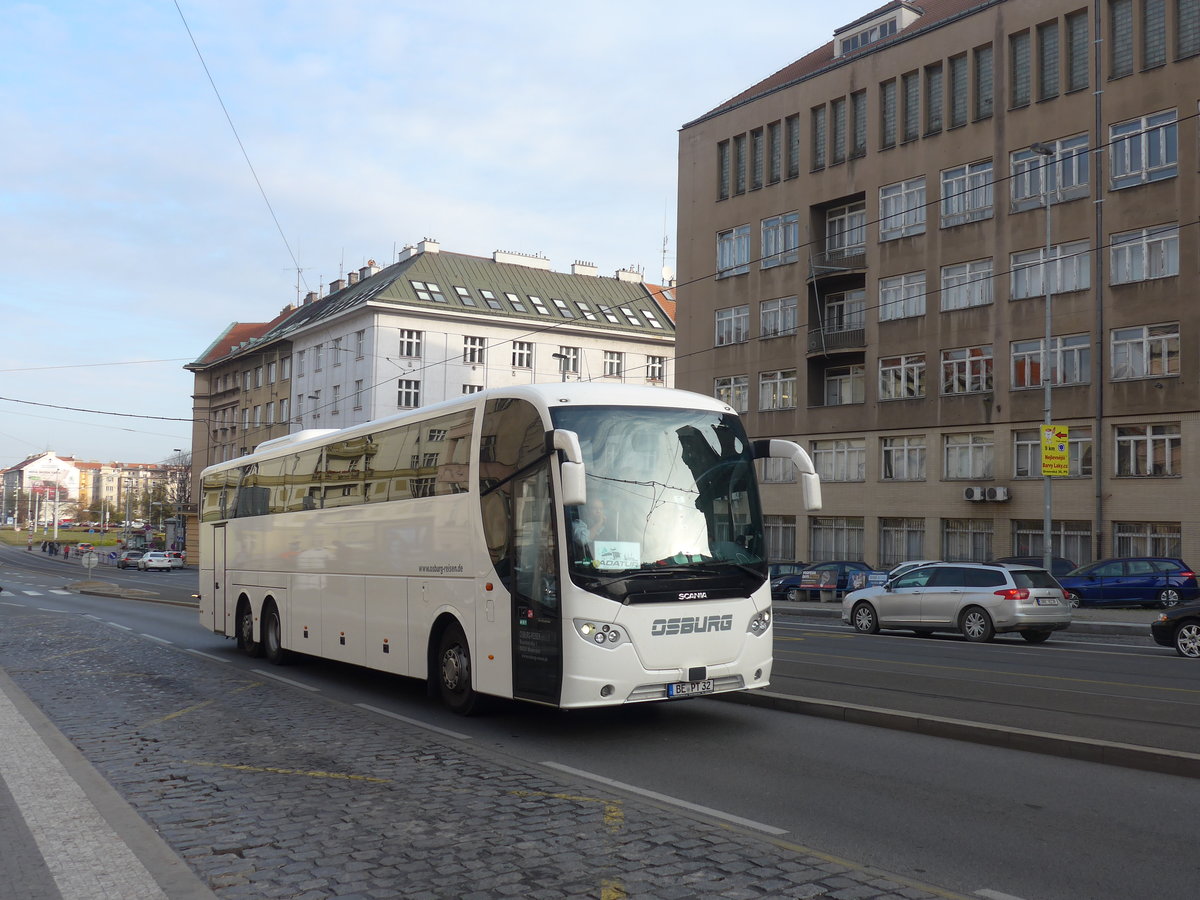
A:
747,609,771,636
574,620,626,649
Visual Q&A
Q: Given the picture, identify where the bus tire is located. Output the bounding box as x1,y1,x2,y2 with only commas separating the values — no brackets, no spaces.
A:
436,623,478,715
262,602,290,666
236,601,263,658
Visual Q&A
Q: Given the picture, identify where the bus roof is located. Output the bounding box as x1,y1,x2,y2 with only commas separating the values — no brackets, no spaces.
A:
201,382,735,477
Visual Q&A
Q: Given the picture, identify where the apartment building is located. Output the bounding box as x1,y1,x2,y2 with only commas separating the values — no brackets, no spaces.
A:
677,0,1200,567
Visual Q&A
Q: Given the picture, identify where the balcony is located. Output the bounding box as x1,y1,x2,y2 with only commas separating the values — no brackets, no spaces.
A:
807,247,866,281
807,324,866,354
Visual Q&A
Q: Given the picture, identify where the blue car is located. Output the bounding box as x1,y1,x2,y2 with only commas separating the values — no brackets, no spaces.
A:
775,560,877,602
1057,557,1199,609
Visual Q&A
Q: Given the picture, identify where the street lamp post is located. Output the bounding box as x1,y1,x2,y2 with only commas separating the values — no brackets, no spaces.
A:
551,353,568,382
1032,141,1056,573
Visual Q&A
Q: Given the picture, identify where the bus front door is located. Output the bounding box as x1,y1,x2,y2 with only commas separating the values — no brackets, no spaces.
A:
509,465,562,705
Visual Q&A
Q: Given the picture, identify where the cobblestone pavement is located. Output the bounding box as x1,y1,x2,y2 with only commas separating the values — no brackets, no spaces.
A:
0,604,964,900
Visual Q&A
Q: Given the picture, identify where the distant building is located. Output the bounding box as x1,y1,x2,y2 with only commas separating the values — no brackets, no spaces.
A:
185,240,677,500
1,453,178,525
676,0,1200,566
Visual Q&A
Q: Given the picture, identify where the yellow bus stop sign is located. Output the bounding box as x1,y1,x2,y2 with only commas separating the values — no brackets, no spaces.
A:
1041,424,1069,476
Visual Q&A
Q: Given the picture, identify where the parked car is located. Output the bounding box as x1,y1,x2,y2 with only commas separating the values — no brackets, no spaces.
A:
1151,601,1200,657
782,560,877,601
842,562,1070,643
116,549,145,569
991,556,1077,578
137,551,173,572
843,560,942,604
165,550,186,568
1057,557,1199,609
768,561,807,580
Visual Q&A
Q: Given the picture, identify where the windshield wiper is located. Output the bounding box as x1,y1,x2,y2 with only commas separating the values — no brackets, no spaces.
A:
576,561,764,590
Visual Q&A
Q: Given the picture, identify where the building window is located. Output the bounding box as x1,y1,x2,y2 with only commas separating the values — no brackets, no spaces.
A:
879,354,926,400
761,295,798,337
265,401,275,424
453,286,476,307
767,120,782,184
880,518,926,567
646,356,665,382
512,341,533,369
900,71,919,142
924,62,943,134
462,385,483,395
715,305,749,346
281,356,291,380
399,329,422,358
313,344,324,372
254,366,263,387
1010,134,1090,211
942,519,994,562
353,380,363,410
880,79,897,148
811,105,827,169
733,133,746,194
941,258,993,310
715,375,749,413
750,127,764,189
1066,11,1089,90
944,432,994,479
785,114,801,178
528,295,551,316
329,337,342,366
761,212,800,267
810,517,865,563
1179,0,1200,58
974,44,994,119
1037,21,1060,100
1010,30,1031,106
1110,110,1177,188
759,370,797,410
1015,427,1092,477
504,292,527,313
397,380,420,409
557,346,580,375
1012,335,1091,389
825,202,866,256
1112,323,1180,378
851,90,867,157
949,54,968,127
764,515,797,563
882,435,926,481
1114,521,1181,557
1112,0,1135,75
463,336,486,365
941,346,993,395
354,330,365,359
716,224,751,277
838,16,897,53
940,160,993,226
253,405,262,427
603,351,624,378
811,439,866,482
879,272,926,321
831,97,847,164
1011,240,1092,299
1012,520,1092,565
330,385,340,415
823,290,866,332
295,351,304,377
279,397,289,423
824,365,865,406
1110,225,1179,283
266,361,276,383
479,290,502,310
1116,423,1181,476
879,176,926,240
411,281,446,303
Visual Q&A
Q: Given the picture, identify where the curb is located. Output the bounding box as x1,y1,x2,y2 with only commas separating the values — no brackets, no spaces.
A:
718,689,1200,779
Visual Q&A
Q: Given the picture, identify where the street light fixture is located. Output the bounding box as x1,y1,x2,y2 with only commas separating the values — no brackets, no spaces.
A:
1031,141,1056,574
551,353,568,382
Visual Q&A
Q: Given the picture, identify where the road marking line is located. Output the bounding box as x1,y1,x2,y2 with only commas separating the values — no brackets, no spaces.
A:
184,649,229,663
103,622,133,631
250,668,320,692
187,759,390,783
356,703,472,740
540,762,788,835
976,890,1030,900
138,633,172,645
22,590,42,596
37,607,68,613
50,590,72,595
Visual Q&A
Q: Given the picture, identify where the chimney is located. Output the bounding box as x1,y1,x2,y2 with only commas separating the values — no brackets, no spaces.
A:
360,259,380,279
493,249,552,271
418,238,440,254
615,267,644,284
571,260,598,277
304,291,318,304
329,278,346,294
347,271,360,285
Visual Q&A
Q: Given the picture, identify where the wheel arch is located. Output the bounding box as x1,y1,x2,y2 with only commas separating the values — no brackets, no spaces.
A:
426,611,470,697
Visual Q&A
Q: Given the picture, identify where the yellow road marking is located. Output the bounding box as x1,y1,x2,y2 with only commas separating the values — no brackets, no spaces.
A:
187,760,391,783
511,788,625,896
778,648,1200,696
141,681,263,728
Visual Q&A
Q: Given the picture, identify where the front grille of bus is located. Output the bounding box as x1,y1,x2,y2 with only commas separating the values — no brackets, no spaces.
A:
625,674,745,702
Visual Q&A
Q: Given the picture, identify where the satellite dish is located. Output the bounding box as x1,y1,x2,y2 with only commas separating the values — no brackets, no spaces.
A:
661,265,675,283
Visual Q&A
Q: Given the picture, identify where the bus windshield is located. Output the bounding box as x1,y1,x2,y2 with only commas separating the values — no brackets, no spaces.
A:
551,405,767,601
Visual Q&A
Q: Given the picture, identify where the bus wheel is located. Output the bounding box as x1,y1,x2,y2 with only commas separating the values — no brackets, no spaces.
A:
236,603,263,658
437,624,478,715
262,604,290,666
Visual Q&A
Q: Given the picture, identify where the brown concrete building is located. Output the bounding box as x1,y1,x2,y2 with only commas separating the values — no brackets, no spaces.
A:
677,0,1200,567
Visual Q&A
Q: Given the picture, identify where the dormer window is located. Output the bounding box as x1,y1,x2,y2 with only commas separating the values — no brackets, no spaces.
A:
833,2,922,58
839,18,897,55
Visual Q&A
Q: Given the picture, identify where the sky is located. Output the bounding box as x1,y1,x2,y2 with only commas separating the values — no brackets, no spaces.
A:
0,0,861,468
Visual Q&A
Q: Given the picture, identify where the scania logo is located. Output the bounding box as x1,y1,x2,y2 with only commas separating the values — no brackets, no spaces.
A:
677,591,708,600
650,614,733,636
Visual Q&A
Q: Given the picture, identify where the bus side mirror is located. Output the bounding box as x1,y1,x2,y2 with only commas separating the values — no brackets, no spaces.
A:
551,429,587,507
754,439,822,512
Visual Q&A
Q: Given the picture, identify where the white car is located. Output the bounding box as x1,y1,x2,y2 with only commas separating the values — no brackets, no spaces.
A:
137,551,173,572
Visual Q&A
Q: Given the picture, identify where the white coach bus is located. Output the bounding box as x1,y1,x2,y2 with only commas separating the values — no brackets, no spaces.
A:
198,383,820,713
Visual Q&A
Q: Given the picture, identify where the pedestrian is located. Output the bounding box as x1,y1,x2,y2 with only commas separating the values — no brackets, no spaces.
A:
41,541,48,553
26,536,32,551
63,546,70,561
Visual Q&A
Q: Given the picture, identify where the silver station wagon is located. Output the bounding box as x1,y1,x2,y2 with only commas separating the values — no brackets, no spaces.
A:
841,562,1071,643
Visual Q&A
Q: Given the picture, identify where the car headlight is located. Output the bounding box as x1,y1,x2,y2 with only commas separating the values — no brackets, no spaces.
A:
574,620,626,649
747,608,771,636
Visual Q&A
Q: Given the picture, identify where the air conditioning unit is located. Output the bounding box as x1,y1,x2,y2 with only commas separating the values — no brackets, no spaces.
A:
986,486,1010,502
963,486,987,501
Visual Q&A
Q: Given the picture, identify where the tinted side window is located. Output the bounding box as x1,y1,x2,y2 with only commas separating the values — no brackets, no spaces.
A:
1012,570,1060,589
894,567,936,588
